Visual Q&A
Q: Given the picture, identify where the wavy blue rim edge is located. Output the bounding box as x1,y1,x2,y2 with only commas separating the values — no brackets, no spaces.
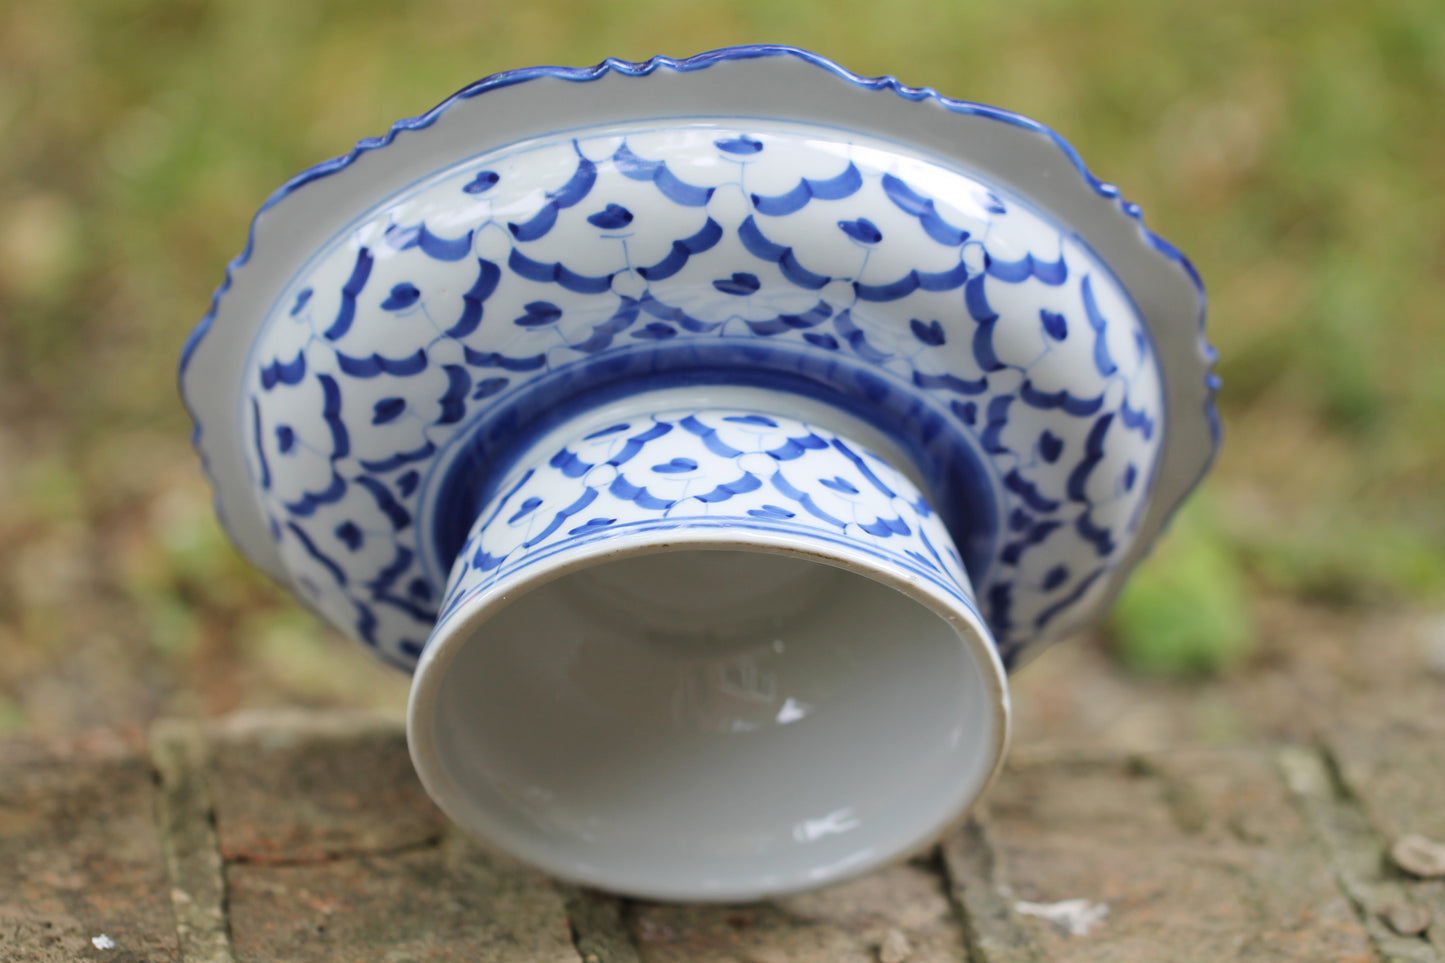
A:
179,42,1220,577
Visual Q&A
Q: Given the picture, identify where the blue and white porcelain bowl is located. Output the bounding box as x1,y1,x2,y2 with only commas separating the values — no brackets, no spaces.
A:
181,45,1217,900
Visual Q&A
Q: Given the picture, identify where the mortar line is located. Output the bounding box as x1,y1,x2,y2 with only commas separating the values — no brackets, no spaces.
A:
149,718,238,963
938,811,1044,963
1277,743,1438,963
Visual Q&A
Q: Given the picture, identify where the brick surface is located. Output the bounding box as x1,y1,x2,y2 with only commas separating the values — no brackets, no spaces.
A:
985,749,1372,962
1325,719,1445,953
0,737,178,962
627,859,968,963
227,833,579,963
207,709,446,863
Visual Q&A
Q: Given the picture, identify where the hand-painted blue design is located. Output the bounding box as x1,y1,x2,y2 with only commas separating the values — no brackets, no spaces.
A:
909,318,945,346
284,471,347,518
613,143,714,206
234,113,1177,672
290,288,313,316
260,351,306,390
1039,309,1068,341
444,259,502,338
913,371,986,396
1038,430,1063,463
508,496,543,524
838,217,882,243
509,150,597,240
1018,380,1104,417
322,248,373,340
635,218,722,281
819,475,859,494
738,216,831,289
507,249,613,294
833,310,889,363
975,189,1007,215
1065,413,1113,503
275,424,295,454
632,322,676,340
751,162,862,216
513,301,563,327
463,170,499,194
587,203,633,229
1080,275,1118,377
652,457,697,473
380,282,421,311
854,261,970,302
471,376,509,400
373,397,406,425
986,251,1066,285
748,504,795,519
336,520,364,551
744,300,831,337
715,135,763,154
355,476,411,530
882,174,970,245
384,223,474,261
713,272,761,296
436,365,470,425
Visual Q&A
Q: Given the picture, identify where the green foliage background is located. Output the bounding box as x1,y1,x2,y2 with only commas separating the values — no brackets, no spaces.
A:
1,0,1442,729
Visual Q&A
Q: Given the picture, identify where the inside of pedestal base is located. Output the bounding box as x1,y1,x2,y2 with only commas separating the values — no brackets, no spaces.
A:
424,549,1001,901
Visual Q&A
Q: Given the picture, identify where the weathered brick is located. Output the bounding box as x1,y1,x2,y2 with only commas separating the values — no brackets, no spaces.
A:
628,859,968,963
207,709,446,863
985,748,1372,962
226,833,579,963
0,737,178,962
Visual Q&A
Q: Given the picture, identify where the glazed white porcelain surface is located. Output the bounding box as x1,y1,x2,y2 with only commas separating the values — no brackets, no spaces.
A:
180,45,1218,900
409,403,1006,900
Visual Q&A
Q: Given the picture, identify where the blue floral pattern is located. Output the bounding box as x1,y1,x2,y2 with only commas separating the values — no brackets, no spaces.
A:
432,409,974,647
243,121,1164,668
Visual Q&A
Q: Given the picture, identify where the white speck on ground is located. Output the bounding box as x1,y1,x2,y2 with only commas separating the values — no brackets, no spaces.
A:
92,934,115,950
1015,898,1110,936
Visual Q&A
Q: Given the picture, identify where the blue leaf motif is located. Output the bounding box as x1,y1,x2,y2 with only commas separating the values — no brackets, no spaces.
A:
471,376,509,400
1040,309,1068,341
275,425,295,453
1039,430,1064,463
463,170,499,194
372,397,406,425
397,470,420,497
568,517,617,535
803,332,839,350
514,301,563,327
587,203,633,229
508,496,543,524
909,318,946,346
713,272,760,296
381,282,420,311
335,521,363,551
290,288,312,316
715,135,764,154
631,322,676,340
652,457,698,474
819,475,860,495
748,505,796,520
838,217,882,243
1043,565,1069,591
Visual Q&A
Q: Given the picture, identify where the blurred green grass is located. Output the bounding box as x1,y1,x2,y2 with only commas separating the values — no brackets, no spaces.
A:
1,0,1442,729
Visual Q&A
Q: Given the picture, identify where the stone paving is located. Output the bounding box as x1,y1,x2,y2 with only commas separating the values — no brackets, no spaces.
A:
4,702,1444,962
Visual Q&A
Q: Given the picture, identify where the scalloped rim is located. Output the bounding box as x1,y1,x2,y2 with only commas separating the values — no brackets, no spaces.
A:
179,43,1219,655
